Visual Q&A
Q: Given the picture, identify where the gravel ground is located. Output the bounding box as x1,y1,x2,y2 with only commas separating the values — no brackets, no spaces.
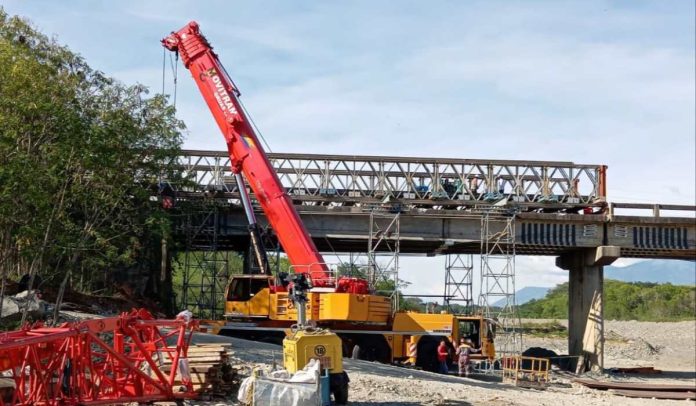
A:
523,319,696,372
185,319,696,406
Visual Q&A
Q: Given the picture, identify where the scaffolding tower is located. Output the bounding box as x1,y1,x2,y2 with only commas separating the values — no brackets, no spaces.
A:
177,205,230,320
478,208,522,358
367,210,401,312
443,254,475,314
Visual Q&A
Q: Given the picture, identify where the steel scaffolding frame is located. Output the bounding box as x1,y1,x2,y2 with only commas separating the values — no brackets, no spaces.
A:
478,209,522,359
177,206,230,319
443,254,474,314
367,210,401,311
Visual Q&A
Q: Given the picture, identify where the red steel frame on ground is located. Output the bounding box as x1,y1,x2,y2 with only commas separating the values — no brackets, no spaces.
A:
0,309,198,405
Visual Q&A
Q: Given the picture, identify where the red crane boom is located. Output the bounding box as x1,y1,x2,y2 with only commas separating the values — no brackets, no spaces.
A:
0,309,197,405
163,22,365,293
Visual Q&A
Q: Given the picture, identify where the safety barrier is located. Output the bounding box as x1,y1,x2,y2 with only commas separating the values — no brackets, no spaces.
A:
501,355,550,388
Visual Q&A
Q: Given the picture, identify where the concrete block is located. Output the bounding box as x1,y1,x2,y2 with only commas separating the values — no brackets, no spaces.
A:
592,245,620,266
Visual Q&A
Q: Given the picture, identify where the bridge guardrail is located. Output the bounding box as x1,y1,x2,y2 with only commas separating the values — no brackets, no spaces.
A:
608,202,696,218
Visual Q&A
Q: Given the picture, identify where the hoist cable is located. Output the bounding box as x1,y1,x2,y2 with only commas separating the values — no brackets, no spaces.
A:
169,52,179,108
161,47,166,97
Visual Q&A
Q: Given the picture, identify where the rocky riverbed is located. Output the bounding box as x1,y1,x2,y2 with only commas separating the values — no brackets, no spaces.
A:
179,319,695,405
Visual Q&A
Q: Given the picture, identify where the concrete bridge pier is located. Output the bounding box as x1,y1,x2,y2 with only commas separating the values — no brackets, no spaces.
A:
556,246,620,371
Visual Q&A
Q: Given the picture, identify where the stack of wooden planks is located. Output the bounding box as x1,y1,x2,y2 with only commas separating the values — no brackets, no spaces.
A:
160,343,238,398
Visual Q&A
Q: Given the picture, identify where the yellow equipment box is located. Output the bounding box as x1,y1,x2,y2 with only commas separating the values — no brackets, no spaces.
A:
283,329,343,374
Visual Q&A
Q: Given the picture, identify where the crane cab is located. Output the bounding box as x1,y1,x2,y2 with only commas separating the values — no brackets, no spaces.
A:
456,315,496,360
224,275,277,318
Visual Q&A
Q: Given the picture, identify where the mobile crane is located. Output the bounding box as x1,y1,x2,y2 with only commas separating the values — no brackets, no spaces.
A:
163,20,372,403
163,21,496,378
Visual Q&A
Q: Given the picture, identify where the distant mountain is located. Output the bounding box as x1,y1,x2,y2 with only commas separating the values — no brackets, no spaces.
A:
605,260,695,285
494,286,550,307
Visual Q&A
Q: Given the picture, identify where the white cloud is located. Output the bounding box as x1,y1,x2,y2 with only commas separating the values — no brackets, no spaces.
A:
610,258,647,268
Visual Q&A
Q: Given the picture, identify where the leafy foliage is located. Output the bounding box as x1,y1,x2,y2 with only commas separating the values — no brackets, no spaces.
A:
519,280,696,321
0,10,183,305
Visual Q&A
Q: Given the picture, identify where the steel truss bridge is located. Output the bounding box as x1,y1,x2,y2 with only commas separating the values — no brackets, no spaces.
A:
163,150,694,260
172,150,607,211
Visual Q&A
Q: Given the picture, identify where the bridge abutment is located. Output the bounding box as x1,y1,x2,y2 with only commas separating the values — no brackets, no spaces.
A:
556,246,620,371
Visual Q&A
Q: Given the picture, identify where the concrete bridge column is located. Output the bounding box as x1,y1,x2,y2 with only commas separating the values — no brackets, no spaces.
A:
556,246,620,371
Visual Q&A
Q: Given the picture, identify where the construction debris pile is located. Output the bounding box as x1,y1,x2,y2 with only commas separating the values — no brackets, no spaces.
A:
0,290,45,321
0,280,166,325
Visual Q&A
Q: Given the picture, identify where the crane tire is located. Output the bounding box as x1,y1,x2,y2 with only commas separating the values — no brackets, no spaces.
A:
330,371,349,405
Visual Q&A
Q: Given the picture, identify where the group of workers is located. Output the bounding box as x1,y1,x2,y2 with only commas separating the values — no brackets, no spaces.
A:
437,337,481,377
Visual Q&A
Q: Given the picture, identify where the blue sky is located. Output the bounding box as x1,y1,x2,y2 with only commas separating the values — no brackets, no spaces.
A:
4,1,694,296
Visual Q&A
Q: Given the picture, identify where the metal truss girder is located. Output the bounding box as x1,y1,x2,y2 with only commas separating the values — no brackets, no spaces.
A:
169,150,606,209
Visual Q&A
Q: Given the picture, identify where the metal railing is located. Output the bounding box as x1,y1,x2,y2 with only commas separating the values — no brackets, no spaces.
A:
608,202,696,218
288,262,338,290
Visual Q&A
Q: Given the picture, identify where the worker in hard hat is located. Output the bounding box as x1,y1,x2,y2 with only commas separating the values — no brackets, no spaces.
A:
456,338,480,377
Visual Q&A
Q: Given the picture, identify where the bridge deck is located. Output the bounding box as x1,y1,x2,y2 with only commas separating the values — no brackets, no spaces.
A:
170,202,695,260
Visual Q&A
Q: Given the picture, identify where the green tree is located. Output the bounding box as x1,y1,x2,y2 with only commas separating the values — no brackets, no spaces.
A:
519,280,696,321
0,10,184,318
